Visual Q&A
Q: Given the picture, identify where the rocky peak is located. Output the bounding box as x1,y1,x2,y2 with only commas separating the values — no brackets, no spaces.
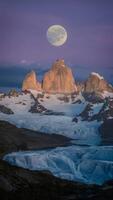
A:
91,72,104,80
22,62,113,95
22,70,41,91
84,72,113,93
51,59,66,70
42,59,77,94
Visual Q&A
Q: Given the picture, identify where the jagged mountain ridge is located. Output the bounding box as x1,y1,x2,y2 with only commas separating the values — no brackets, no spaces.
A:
22,59,113,94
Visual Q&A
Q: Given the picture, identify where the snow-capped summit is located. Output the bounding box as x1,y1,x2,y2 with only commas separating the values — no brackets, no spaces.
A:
91,72,104,80
84,72,113,93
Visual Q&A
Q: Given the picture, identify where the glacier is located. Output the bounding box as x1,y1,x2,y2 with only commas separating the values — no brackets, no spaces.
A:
4,145,113,185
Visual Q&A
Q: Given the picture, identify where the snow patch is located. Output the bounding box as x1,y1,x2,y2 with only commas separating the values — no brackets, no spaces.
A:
91,72,104,80
102,91,113,98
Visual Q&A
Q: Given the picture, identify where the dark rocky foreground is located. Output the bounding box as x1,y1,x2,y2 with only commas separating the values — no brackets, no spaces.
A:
1,159,113,200
0,120,113,200
99,118,113,145
0,120,70,157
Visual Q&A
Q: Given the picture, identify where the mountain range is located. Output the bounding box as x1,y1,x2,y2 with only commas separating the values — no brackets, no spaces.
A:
22,59,113,94
0,59,113,197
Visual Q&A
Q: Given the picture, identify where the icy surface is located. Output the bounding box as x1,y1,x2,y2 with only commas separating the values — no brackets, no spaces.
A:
4,145,113,185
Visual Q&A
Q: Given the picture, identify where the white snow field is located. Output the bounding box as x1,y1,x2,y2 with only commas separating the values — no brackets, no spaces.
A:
0,92,101,145
4,145,113,185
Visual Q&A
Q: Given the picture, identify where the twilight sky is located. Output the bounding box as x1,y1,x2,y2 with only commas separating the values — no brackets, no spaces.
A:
0,0,113,87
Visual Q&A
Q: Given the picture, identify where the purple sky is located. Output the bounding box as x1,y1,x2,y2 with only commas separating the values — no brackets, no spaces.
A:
0,0,113,69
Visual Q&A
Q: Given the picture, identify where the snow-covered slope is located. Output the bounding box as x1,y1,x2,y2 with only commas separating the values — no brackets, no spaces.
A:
4,145,113,185
0,91,102,145
0,93,34,114
0,112,101,145
0,89,113,145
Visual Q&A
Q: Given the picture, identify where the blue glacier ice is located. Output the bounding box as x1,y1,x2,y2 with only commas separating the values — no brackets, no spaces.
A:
4,145,113,185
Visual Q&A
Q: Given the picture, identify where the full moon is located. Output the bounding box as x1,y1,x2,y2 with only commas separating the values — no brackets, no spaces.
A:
46,25,67,47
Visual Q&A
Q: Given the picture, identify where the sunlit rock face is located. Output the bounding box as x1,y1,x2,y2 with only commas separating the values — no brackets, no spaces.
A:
77,82,85,93
42,59,77,94
84,72,113,93
22,71,41,91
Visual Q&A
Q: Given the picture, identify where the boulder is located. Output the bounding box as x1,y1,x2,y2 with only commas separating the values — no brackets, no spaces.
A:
42,59,77,94
22,71,41,91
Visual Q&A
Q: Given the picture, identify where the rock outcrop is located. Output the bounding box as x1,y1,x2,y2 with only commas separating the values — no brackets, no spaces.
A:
29,100,48,113
22,71,41,91
84,72,113,93
99,118,113,145
83,92,104,103
0,105,14,115
91,98,113,121
79,103,93,121
42,59,77,94
8,89,19,97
